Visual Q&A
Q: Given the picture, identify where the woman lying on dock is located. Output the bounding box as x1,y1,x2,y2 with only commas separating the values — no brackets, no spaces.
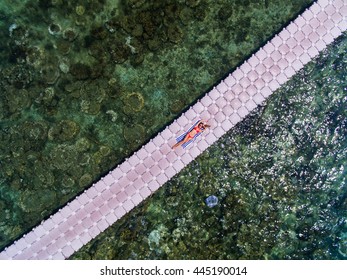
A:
172,120,210,149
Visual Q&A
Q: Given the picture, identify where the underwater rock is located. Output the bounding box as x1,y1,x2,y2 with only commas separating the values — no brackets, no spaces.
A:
56,39,71,55
163,4,181,27
19,189,56,214
78,153,91,166
91,26,108,40
127,0,146,9
64,80,83,94
50,144,77,171
138,11,157,38
21,121,48,151
33,165,55,188
108,77,117,87
36,86,55,106
26,46,45,68
48,23,61,35
79,173,93,188
185,0,201,8
205,195,218,208
130,53,144,66
123,124,145,145
6,87,31,113
80,80,107,103
41,63,60,85
179,7,193,25
59,60,70,73
8,44,27,64
9,24,29,46
75,137,92,152
131,24,144,37
62,176,75,189
75,5,85,16
70,63,91,80
92,150,103,165
90,62,104,79
107,83,121,98
62,28,77,42
218,5,233,20
106,110,118,122
75,16,87,27
99,146,112,157
80,100,101,115
119,15,137,34
10,178,23,191
78,81,105,114
48,120,80,142
167,24,184,44
193,5,207,21
109,42,131,64
104,18,117,33
122,92,144,114
147,38,160,51
5,65,33,89
93,146,112,165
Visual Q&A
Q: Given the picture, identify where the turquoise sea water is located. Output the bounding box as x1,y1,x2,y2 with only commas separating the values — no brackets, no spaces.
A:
72,32,347,260
2,0,345,260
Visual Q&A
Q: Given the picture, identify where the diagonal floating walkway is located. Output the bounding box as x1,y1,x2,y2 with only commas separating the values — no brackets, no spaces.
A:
1,0,346,260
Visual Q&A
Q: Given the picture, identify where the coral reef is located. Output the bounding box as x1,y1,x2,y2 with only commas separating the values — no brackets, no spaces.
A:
48,120,80,142
78,80,107,115
74,137,92,152
122,92,144,114
79,173,92,188
4,87,31,114
70,63,91,80
40,63,60,85
62,28,77,42
49,144,77,171
4,65,33,89
20,121,48,151
75,5,85,16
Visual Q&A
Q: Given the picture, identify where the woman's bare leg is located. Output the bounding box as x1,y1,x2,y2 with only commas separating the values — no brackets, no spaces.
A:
172,141,183,149
172,134,190,149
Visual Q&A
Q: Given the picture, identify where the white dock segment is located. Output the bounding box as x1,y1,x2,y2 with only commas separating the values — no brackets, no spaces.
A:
0,0,345,260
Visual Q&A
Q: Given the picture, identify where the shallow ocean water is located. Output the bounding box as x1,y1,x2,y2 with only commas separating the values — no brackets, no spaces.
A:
2,0,343,260
71,33,347,260
0,0,312,253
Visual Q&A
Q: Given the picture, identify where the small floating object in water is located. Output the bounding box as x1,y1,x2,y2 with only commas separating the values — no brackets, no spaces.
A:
205,195,218,208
